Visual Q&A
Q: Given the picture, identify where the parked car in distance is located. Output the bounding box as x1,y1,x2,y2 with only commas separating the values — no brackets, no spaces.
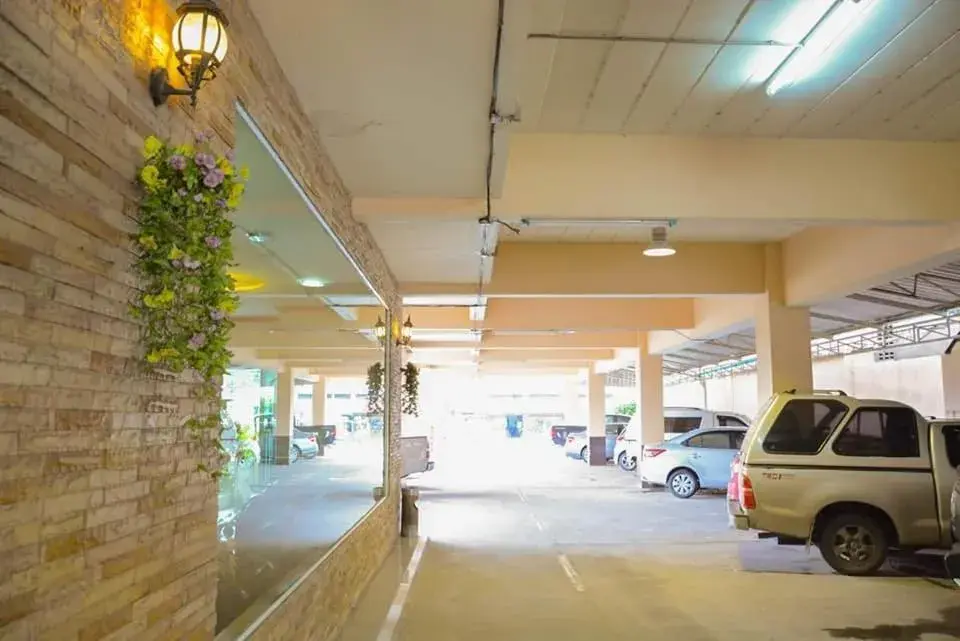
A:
298,424,337,447
728,389,960,577
615,407,751,471
401,435,435,477
290,429,320,463
550,414,632,445
641,426,747,498
564,424,625,463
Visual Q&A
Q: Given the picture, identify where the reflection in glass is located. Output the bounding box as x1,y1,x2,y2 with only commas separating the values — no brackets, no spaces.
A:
215,106,388,636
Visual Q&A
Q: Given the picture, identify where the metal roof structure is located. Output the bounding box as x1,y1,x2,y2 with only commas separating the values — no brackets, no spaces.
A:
606,260,960,387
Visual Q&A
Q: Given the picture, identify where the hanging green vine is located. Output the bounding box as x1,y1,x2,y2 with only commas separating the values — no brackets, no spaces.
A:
401,362,420,416
366,362,385,415
133,132,248,479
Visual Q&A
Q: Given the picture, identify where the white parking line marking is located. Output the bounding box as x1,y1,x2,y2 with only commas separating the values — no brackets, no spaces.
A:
533,518,545,532
557,554,586,592
376,537,429,641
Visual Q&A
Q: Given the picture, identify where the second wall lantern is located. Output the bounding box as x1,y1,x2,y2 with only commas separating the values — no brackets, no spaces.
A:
150,0,230,107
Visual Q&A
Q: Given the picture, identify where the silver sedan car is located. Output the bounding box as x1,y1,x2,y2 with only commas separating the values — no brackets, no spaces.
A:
640,426,746,499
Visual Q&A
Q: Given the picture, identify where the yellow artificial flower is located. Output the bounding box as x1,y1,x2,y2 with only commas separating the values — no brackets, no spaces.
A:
142,135,164,159
239,165,250,180
143,289,175,309
146,351,162,363
218,158,234,176
217,296,239,313
139,165,160,190
168,246,184,260
175,144,194,156
138,235,157,250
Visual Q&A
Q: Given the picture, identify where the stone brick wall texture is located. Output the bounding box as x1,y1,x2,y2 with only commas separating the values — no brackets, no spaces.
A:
0,1,402,639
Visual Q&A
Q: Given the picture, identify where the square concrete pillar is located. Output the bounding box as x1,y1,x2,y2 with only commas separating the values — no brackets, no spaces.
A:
312,377,326,425
587,368,606,466
635,340,664,446
274,368,295,464
755,245,812,401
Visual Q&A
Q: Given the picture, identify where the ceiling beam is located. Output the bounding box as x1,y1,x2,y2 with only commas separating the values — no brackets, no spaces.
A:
486,242,766,297
354,136,960,224
784,223,960,307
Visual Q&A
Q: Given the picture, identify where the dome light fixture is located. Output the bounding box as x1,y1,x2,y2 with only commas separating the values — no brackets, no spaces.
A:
150,0,230,107
297,277,326,288
642,226,676,258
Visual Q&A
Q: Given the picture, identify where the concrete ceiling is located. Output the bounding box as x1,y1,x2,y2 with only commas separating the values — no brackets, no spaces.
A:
520,0,960,140
244,0,960,378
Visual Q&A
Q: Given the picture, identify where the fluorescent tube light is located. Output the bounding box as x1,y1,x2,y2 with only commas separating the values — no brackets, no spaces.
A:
520,218,676,228
766,0,875,96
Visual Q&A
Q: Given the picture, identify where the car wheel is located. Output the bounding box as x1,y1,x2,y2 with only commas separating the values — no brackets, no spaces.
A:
290,445,301,464
580,446,589,462
617,451,637,472
667,468,699,499
946,552,960,587
818,513,889,576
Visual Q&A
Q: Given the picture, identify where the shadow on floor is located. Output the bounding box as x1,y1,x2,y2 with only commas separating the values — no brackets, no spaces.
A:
823,605,960,640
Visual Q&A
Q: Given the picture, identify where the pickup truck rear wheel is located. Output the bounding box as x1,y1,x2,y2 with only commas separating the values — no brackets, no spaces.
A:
819,513,888,576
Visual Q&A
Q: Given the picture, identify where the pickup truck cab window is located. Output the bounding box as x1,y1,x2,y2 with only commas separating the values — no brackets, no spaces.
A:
832,407,920,458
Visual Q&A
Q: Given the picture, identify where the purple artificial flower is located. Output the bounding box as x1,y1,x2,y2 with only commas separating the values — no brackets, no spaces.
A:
225,149,236,163
215,198,227,208
205,236,221,249
194,152,216,170
194,130,209,144
203,169,225,189
210,309,225,321
177,188,188,197
168,154,187,171
193,193,204,203
188,333,207,350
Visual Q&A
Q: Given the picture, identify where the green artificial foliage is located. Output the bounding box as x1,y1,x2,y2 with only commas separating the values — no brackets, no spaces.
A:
401,362,420,417
132,132,248,479
615,402,637,416
366,362,385,415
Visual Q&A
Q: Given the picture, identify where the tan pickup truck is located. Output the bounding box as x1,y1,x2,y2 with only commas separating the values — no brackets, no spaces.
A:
727,390,960,576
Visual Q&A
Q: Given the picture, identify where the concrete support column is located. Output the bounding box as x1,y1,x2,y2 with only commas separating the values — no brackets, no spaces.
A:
563,377,582,423
312,378,326,425
636,338,664,445
755,244,813,401
941,352,960,418
275,368,295,464
587,367,606,466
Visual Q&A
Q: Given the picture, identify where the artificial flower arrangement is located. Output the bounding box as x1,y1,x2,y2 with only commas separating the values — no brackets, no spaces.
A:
134,131,249,477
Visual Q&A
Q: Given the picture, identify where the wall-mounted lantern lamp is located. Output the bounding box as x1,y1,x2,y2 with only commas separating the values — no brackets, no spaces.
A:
398,316,414,347
373,316,387,346
150,0,229,107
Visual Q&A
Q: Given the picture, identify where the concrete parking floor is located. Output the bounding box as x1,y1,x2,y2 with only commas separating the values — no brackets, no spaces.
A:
338,434,959,641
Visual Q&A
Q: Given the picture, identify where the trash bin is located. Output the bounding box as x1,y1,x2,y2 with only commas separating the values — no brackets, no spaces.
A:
400,487,419,538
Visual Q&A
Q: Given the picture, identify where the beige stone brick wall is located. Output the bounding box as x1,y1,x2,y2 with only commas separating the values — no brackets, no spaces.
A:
0,0,401,639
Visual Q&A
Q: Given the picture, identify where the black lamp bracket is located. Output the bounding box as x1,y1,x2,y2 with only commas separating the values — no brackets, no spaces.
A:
150,68,197,107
